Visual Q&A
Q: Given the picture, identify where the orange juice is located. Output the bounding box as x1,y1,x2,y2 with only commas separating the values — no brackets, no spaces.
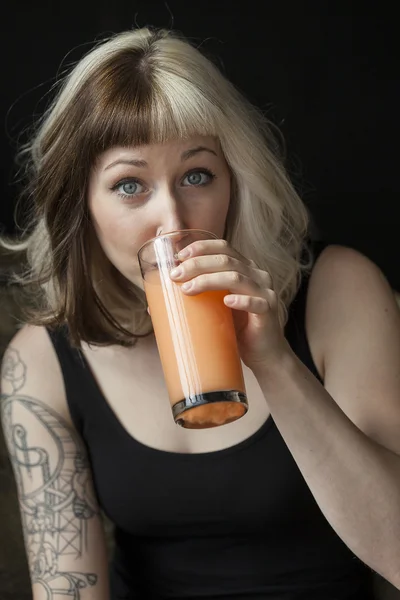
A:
144,268,247,428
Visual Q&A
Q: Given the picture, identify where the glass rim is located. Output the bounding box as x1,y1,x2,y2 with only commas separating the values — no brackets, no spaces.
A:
137,228,219,259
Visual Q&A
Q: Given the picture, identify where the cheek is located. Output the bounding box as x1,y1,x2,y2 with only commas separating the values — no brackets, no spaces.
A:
90,190,130,248
91,203,141,277
213,176,231,235
223,178,231,214
97,215,126,246
93,207,127,250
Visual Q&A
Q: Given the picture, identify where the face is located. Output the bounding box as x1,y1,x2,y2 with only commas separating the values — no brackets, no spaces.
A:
88,136,231,289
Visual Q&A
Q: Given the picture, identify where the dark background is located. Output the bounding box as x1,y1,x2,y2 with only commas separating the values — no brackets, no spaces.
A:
0,5,399,598
1,3,399,289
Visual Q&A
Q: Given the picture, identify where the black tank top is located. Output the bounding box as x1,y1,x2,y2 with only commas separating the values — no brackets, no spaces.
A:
47,241,373,599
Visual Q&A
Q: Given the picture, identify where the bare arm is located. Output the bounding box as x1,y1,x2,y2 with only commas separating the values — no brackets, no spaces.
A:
1,334,110,600
252,246,400,588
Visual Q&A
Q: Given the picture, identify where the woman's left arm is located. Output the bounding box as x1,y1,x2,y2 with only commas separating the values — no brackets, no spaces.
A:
253,245,400,588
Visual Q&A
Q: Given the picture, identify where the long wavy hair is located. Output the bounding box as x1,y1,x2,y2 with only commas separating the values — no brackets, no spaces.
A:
1,27,312,348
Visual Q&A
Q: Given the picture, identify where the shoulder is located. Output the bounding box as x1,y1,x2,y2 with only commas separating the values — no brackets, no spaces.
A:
305,244,400,451
306,242,395,325
1,324,69,423
305,243,398,377
310,242,383,280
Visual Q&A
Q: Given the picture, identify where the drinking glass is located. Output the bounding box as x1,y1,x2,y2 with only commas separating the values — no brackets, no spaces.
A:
138,229,248,429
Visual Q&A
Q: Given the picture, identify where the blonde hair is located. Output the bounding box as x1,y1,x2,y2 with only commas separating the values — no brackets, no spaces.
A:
2,27,312,347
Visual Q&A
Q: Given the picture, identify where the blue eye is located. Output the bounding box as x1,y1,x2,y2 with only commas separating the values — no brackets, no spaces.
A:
111,169,215,200
182,169,215,186
112,179,145,198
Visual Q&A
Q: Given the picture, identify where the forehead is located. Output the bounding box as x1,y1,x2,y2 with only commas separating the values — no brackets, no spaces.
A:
95,135,221,169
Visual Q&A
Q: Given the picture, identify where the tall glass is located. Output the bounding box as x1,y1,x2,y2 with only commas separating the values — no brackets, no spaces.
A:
138,229,248,429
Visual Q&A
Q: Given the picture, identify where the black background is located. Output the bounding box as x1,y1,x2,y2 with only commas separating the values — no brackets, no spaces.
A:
1,2,399,288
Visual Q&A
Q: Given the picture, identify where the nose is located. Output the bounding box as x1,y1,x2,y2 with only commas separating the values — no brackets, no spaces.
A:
155,192,188,237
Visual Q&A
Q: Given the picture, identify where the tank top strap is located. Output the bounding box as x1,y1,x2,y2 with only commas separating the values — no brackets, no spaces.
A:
46,325,91,437
284,240,329,383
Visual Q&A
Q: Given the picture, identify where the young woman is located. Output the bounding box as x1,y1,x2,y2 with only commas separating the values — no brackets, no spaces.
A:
1,27,400,600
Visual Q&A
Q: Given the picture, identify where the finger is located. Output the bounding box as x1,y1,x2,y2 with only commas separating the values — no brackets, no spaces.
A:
170,254,251,282
256,269,273,290
172,256,273,293
224,294,271,314
180,271,262,296
178,238,253,267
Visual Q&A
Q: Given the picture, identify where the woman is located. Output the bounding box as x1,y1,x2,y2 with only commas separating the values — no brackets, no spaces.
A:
1,27,400,600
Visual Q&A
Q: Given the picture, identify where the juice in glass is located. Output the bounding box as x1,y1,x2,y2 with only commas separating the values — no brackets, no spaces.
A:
138,230,248,428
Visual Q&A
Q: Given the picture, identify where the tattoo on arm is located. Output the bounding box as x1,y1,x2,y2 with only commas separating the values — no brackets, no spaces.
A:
1,347,100,598
1,346,27,394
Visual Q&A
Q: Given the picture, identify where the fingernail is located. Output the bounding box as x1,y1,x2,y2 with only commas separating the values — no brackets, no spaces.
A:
170,267,183,279
181,281,192,291
178,248,190,259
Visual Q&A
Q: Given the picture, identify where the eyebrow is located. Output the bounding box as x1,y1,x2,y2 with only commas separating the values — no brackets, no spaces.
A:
103,145,218,171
